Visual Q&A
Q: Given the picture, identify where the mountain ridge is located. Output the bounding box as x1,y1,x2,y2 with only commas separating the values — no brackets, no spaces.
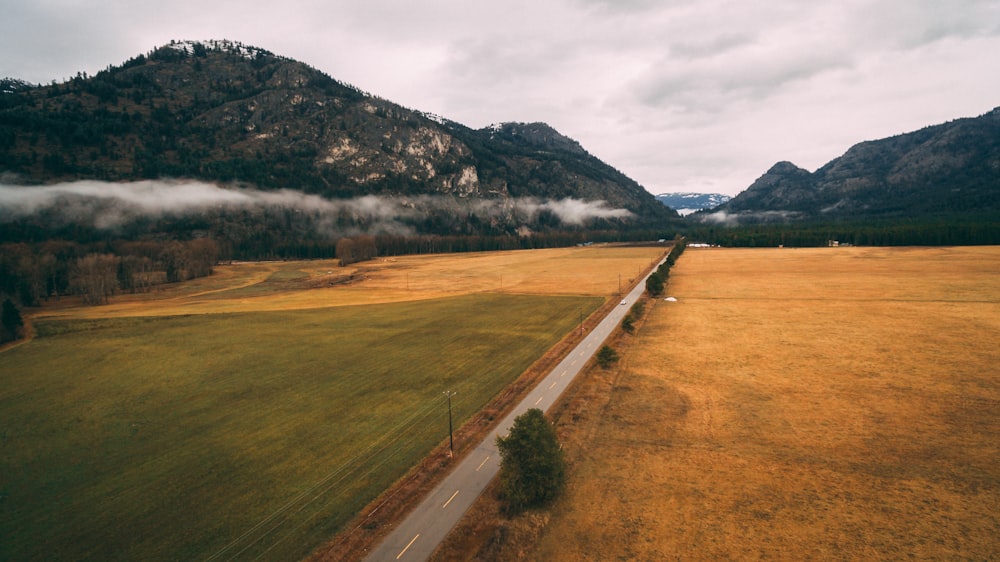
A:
0,39,677,236
699,107,1000,224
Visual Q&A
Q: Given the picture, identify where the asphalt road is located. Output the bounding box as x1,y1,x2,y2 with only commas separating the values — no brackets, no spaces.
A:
362,258,665,561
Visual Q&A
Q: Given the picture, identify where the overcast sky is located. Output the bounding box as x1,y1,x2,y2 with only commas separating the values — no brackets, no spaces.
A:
2,0,998,196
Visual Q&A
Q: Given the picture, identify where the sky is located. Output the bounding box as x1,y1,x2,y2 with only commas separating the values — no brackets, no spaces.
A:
2,0,998,196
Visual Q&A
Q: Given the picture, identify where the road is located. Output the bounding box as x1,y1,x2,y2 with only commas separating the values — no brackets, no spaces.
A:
362,257,665,561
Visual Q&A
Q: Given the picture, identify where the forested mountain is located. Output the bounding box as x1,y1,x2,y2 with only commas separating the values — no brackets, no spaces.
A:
0,40,675,235
697,107,1000,224
0,40,683,311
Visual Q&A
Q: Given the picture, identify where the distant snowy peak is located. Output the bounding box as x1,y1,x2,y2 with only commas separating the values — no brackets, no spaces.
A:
655,192,731,215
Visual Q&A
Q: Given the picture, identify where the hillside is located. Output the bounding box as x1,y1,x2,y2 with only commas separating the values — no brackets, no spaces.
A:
0,40,677,240
698,107,1000,224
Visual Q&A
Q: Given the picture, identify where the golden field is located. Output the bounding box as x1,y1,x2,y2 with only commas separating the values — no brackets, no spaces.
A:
32,244,662,320
532,246,1000,560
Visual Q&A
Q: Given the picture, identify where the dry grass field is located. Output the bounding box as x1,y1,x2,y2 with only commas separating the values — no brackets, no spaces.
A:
32,245,661,321
528,246,1000,560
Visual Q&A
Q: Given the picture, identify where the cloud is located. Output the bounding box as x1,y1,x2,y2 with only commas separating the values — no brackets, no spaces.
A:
668,32,757,60
0,180,338,226
515,198,634,226
698,209,803,226
0,180,633,233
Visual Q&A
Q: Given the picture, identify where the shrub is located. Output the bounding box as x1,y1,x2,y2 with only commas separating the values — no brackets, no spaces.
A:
597,345,619,369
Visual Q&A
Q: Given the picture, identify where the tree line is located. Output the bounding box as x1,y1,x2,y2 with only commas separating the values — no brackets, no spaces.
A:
0,238,218,312
683,217,1000,248
645,237,686,298
0,229,681,330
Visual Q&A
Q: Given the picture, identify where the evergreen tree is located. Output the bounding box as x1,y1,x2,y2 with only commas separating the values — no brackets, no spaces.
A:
1,298,24,343
645,271,664,296
496,408,566,513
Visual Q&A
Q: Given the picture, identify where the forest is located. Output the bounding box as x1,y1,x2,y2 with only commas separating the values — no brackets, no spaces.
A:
685,217,1000,248
0,225,671,340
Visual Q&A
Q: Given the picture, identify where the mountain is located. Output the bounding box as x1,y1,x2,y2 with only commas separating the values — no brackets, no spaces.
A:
655,192,730,215
0,40,677,239
697,107,1000,224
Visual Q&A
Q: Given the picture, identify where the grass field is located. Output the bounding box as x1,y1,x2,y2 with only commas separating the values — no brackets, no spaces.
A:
0,245,664,561
35,245,661,320
527,246,1000,560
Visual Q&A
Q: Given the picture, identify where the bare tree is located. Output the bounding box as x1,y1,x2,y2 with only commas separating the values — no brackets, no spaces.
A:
159,241,190,283
70,254,120,305
336,238,358,266
186,238,219,279
337,236,377,266
118,255,156,293
355,235,378,261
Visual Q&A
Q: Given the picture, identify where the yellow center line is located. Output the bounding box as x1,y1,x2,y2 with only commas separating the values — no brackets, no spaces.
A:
396,534,419,560
476,455,491,471
442,490,460,509
535,396,544,405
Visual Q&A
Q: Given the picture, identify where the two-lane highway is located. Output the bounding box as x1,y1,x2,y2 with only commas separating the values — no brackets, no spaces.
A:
363,257,665,561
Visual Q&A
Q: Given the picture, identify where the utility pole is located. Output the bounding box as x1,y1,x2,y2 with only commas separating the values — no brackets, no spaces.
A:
444,391,456,457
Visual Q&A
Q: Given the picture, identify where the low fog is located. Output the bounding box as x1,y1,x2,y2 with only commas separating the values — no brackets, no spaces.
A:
0,179,634,234
514,197,633,226
699,209,803,226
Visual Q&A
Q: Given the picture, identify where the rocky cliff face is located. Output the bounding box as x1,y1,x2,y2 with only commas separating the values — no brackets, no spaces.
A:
702,107,1000,223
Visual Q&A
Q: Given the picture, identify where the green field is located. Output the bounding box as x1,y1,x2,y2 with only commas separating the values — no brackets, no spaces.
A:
0,293,602,561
